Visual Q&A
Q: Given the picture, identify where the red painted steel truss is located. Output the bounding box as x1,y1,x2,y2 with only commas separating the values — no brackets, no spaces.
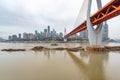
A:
65,0,120,38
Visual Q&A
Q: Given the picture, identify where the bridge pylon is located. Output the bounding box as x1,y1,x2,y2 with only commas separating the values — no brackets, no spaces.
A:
87,0,103,46
64,27,67,42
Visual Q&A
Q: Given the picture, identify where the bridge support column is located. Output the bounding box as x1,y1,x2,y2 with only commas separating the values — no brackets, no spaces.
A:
87,0,103,46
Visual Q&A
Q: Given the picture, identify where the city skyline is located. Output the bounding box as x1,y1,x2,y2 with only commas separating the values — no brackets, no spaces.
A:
8,25,64,41
0,0,120,39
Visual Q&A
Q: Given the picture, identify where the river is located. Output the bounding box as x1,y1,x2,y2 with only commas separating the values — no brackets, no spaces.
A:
0,42,120,80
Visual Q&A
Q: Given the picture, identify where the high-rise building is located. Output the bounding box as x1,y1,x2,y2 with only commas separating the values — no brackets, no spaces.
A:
59,32,63,38
8,36,12,40
44,29,47,33
48,25,50,34
52,29,56,37
12,35,17,40
18,33,21,39
28,33,34,40
47,25,50,37
23,32,34,40
35,30,39,40
102,22,109,40
44,29,47,37
35,30,38,35
71,34,79,39
23,32,28,40
80,30,88,40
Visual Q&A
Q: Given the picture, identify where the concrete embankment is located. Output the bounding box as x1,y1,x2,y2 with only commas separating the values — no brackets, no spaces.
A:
86,45,107,51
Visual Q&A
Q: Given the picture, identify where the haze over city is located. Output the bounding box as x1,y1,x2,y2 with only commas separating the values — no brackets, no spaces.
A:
0,0,120,39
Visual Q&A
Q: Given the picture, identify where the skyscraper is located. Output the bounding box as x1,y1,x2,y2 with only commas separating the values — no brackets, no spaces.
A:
47,25,50,37
44,29,47,37
8,36,12,40
35,30,38,35
18,33,21,39
12,35,17,40
52,29,56,37
48,25,50,34
102,22,109,40
23,32,28,40
80,30,88,40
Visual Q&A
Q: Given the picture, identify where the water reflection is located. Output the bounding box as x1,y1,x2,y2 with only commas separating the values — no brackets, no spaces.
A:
67,51,88,80
87,52,109,80
67,51,109,80
44,50,50,59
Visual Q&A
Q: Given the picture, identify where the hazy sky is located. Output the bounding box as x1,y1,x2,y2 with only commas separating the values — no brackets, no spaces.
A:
0,0,120,39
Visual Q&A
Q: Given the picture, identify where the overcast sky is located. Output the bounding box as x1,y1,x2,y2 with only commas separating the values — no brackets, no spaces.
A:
0,0,120,39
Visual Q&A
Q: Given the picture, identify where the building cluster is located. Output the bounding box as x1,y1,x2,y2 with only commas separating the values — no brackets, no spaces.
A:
8,22,109,41
8,26,64,41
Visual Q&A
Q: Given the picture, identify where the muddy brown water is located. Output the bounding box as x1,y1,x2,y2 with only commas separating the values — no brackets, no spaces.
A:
0,42,120,80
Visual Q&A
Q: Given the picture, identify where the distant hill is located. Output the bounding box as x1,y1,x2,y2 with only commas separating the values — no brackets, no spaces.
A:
0,37,6,42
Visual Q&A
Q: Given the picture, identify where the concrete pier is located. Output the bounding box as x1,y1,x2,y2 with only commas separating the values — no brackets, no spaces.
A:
86,45,106,51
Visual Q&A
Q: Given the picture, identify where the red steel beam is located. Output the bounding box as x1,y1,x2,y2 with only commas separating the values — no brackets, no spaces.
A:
65,0,120,38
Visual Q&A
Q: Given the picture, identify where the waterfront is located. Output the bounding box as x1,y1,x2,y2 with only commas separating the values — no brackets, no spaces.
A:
0,42,120,80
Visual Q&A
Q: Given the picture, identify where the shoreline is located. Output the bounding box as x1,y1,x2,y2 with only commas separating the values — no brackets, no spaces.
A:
0,40,115,44
1,41,87,43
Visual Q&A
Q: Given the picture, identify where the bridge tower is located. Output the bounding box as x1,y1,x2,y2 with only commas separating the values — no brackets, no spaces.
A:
64,27,67,42
87,0,103,46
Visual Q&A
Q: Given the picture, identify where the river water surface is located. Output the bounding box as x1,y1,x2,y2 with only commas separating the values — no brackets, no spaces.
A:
0,42,120,80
